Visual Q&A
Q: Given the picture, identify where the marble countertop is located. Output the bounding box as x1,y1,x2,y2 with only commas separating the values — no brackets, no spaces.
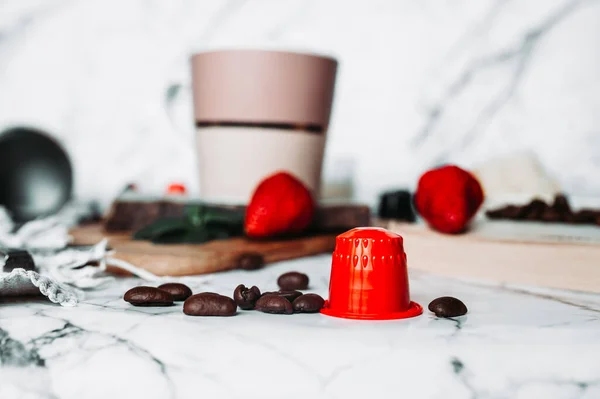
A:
2,254,600,399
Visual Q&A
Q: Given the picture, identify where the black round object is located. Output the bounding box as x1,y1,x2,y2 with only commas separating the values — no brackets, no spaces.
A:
377,189,416,222
0,127,73,222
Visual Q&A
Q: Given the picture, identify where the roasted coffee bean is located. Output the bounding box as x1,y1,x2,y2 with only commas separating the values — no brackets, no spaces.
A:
262,290,303,303
183,292,237,316
523,199,548,220
235,252,265,270
551,194,571,214
571,209,597,224
255,294,293,314
292,294,324,313
124,286,174,307
428,296,468,318
233,284,261,310
157,283,192,301
541,208,562,222
277,271,309,290
486,205,524,220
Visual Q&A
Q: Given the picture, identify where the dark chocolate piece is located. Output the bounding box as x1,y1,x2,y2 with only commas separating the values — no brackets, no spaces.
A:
1,248,35,272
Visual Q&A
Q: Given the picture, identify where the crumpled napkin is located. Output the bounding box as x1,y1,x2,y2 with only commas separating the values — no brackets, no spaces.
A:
0,268,83,307
0,203,188,307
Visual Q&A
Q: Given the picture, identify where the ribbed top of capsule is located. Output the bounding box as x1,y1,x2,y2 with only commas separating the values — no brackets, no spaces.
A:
334,227,404,258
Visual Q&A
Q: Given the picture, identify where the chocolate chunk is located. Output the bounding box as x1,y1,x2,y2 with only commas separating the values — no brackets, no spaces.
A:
124,286,174,307
277,271,309,290
261,290,303,303
233,284,261,310
1,249,35,272
157,283,192,301
255,294,294,314
428,296,468,318
235,252,264,270
183,293,237,316
292,294,325,313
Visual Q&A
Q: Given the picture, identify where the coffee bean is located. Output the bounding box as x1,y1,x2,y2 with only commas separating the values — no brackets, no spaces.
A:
489,205,525,220
183,293,237,316
235,252,264,270
541,207,562,222
428,296,467,318
124,286,174,307
233,284,261,310
157,283,192,301
255,294,293,314
572,209,597,224
292,294,324,313
262,290,302,303
551,194,571,214
277,271,309,290
523,199,548,220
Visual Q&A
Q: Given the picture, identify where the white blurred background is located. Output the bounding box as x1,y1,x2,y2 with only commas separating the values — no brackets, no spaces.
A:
0,0,598,210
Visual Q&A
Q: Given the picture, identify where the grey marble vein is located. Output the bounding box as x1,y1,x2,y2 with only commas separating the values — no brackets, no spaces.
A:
1,253,600,398
0,327,45,367
411,0,592,159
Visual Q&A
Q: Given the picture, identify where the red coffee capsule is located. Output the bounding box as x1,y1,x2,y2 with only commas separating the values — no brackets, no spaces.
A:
321,227,422,320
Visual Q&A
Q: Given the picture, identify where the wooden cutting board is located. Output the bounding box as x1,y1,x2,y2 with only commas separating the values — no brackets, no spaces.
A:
70,224,337,276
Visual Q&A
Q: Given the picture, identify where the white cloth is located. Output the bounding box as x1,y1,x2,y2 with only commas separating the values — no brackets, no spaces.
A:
0,203,175,307
0,268,82,307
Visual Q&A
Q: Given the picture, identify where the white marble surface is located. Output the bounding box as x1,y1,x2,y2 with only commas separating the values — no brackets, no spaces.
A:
0,0,599,210
2,254,600,399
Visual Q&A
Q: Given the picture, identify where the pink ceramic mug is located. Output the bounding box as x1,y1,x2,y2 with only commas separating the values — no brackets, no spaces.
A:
190,49,338,205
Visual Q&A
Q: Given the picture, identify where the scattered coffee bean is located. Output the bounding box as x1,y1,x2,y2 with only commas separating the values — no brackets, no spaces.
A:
157,283,192,301
124,286,174,307
235,252,265,270
551,194,571,214
233,284,261,310
262,290,303,303
428,296,468,318
523,199,548,220
255,294,293,314
486,194,600,226
277,271,309,290
292,294,324,313
183,293,237,316
573,209,598,224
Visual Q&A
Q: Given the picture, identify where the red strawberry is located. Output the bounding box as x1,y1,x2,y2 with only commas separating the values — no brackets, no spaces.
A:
414,165,484,234
245,171,315,239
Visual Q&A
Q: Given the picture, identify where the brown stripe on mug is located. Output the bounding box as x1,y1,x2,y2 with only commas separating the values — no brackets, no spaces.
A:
195,121,323,134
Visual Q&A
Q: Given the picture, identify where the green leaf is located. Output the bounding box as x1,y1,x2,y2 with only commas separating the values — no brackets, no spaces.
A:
132,217,189,240
150,227,191,244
